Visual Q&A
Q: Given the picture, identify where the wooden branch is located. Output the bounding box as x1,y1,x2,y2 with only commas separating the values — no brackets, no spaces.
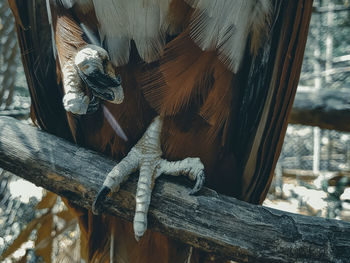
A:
312,5,350,13
282,169,350,187
299,67,350,81
289,89,350,132
0,109,29,119
0,117,349,262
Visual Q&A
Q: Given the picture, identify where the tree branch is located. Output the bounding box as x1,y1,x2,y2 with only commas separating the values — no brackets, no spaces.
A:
289,88,350,132
312,5,350,13
0,116,349,262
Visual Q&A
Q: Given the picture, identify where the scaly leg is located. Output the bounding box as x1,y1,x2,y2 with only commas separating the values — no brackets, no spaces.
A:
92,116,205,240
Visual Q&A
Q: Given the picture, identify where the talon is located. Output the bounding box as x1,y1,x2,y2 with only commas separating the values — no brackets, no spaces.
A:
75,45,124,104
189,170,205,195
86,96,100,114
63,91,90,115
93,116,205,240
134,213,147,241
92,186,111,215
77,68,121,101
62,45,124,115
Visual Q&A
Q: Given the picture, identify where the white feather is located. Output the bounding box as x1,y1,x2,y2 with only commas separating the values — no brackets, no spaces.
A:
91,0,270,69
61,0,93,13
81,23,100,46
105,36,131,66
46,0,57,58
60,0,74,9
93,0,171,66
185,0,272,73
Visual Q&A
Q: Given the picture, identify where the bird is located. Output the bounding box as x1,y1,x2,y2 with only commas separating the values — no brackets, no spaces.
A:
9,0,313,262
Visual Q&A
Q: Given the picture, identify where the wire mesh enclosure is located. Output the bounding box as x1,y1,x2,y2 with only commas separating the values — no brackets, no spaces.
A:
279,125,350,172
0,1,30,116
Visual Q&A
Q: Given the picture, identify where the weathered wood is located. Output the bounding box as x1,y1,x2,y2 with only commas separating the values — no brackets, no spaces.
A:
289,88,350,132
0,116,349,262
0,109,29,119
282,169,350,187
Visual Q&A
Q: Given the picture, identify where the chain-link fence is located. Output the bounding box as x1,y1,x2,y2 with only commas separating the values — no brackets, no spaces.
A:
0,169,42,262
279,125,350,172
0,2,36,260
0,1,30,116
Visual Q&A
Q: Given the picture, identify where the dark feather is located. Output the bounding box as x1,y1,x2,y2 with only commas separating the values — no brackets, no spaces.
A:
9,0,72,140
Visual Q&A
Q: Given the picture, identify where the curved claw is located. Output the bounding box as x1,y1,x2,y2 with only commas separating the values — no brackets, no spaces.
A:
189,170,205,195
74,45,124,105
86,95,100,114
92,186,111,215
77,68,122,102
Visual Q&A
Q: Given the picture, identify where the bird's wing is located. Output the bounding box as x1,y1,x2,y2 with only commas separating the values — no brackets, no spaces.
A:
237,1,313,204
8,0,73,140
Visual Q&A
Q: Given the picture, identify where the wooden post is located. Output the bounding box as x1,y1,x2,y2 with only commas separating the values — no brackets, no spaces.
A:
313,0,323,175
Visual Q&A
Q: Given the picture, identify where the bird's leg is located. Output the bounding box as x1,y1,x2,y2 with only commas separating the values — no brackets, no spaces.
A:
92,116,205,240
62,45,124,115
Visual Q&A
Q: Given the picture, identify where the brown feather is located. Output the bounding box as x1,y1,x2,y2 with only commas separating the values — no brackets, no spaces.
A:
199,61,235,146
167,0,192,35
8,0,23,28
240,0,313,204
140,31,237,148
9,0,72,139
53,7,86,66
140,33,214,117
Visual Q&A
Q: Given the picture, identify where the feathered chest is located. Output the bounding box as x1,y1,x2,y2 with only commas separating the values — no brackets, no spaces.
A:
90,0,173,65
72,0,271,73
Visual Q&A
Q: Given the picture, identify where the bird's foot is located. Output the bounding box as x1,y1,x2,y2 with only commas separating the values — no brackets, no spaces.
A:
92,116,205,241
62,44,123,115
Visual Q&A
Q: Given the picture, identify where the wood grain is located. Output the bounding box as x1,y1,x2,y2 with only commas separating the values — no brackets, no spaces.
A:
0,116,349,262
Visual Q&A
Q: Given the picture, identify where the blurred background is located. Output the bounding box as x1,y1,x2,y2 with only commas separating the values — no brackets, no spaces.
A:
265,0,350,222
0,0,350,262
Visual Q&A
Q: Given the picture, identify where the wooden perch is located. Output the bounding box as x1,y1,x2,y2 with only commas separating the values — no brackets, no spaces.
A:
0,109,29,119
289,88,350,132
312,5,350,13
0,117,349,262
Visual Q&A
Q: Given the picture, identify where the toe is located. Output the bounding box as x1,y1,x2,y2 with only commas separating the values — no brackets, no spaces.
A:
63,92,90,115
92,186,111,215
189,170,205,195
134,212,147,241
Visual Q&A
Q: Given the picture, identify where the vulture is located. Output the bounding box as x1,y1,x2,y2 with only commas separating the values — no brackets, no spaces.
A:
9,0,313,262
